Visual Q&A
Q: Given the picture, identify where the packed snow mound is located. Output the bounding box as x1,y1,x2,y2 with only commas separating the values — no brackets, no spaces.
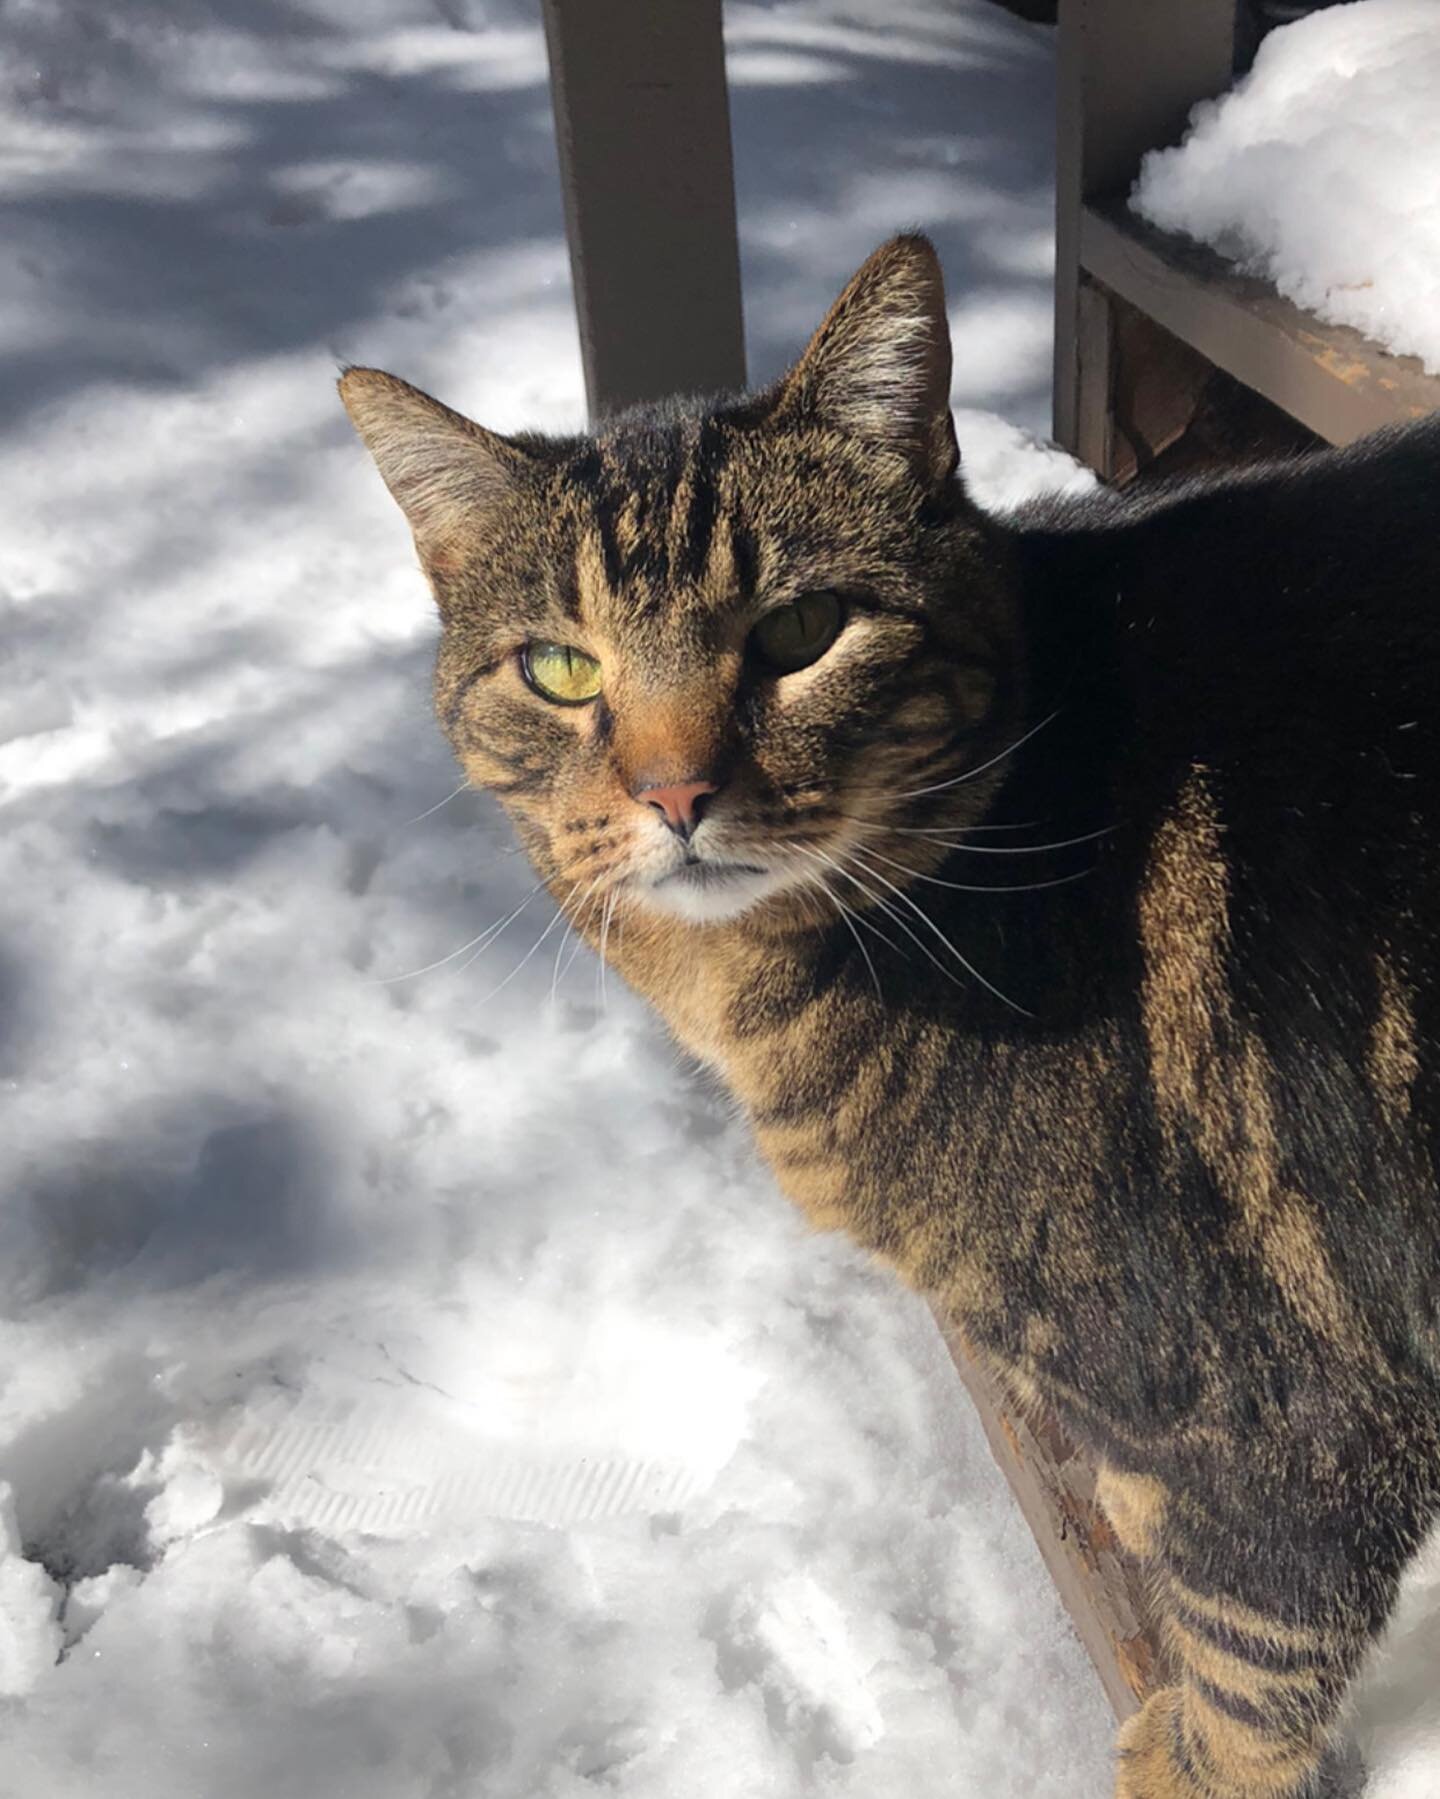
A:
1131,0,1440,375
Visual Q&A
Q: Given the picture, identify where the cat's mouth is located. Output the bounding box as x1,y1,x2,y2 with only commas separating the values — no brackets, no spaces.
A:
640,854,788,924
654,858,768,888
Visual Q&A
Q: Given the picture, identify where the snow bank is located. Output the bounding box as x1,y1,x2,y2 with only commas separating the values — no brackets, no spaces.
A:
1131,0,1440,374
0,0,1117,1794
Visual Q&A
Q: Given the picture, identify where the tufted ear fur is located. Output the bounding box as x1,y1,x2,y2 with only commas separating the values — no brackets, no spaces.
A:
774,234,958,489
338,367,534,573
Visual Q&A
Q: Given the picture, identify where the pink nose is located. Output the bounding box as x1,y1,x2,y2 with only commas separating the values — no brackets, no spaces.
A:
636,778,718,838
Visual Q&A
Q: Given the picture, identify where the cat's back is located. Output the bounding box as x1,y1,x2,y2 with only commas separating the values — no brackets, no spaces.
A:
1015,415,1440,816
1023,410,1440,556
1004,420,1440,1390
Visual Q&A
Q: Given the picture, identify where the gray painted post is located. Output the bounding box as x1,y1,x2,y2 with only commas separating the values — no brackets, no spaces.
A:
1053,0,1235,465
542,0,746,422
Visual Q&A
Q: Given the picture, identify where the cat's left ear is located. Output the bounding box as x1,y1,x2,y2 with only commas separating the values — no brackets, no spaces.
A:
338,367,535,574
773,234,958,489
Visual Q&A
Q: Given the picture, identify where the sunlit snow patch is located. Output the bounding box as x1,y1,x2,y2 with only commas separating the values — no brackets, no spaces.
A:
205,1311,759,1532
1131,0,1440,376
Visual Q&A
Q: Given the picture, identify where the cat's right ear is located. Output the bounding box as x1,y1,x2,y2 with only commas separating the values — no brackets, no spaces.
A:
772,235,958,490
338,368,532,575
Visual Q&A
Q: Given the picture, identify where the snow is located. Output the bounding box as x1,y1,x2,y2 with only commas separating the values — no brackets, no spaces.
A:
1353,1527,1440,1799
1131,0,1440,376
726,0,1064,434
0,0,1109,1793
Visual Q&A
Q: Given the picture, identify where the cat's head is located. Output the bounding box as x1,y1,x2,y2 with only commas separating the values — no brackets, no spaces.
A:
341,237,1020,930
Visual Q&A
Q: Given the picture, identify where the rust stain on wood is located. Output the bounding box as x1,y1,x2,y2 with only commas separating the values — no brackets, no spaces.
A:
1295,330,1373,390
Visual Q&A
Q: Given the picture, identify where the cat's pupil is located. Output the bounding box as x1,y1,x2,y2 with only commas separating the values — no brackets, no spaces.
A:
523,640,602,706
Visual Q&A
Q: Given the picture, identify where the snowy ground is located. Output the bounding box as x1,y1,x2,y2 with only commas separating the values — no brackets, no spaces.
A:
0,2,1110,1795
1132,0,1440,375
1,1,1435,1795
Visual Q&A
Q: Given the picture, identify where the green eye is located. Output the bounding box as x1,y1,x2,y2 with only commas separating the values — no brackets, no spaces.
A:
750,592,844,674
522,640,603,705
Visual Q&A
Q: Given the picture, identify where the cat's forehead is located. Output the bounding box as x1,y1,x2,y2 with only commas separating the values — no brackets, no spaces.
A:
539,404,910,644
553,416,745,641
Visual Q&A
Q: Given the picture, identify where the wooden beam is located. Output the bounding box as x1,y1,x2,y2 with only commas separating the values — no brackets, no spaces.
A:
1076,280,1220,485
931,1306,1164,1720
541,0,746,422
1073,274,1116,478
1054,0,1235,453
1081,202,1440,446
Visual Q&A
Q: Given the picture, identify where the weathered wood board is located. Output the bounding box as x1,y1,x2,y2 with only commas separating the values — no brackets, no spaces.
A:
1081,203,1440,452
930,1306,1165,1720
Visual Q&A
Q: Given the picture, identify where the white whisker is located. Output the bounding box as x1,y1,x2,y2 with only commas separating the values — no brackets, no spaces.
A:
792,844,963,989
851,841,1097,895
800,869,885,1000
559,904,597,985
551,874,603,1004
794,843,1030,1017
841,847,1031,1016
476,884,579,1007
373,876,550,985
847,821,1109,855
879,820,1043,836
890,710,1060,802
597,889,618,1013
400,779,472,827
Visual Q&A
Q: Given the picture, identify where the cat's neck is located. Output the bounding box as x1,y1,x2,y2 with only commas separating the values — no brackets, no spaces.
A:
595,902,835,1095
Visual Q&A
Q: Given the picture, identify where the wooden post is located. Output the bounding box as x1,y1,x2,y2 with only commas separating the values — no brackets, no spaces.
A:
541,0,746,422
1054,0,1235,472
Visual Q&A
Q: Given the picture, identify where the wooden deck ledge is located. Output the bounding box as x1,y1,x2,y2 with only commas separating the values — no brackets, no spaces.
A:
931,1306,1164,1719
1080,201,1440,453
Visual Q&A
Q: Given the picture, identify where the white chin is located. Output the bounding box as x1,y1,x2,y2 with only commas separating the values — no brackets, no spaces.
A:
639,863,794,925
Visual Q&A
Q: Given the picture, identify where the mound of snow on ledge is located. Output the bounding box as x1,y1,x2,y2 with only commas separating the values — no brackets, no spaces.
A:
1131,0,1440,375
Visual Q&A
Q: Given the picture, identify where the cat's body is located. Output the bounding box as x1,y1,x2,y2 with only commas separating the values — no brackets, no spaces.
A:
341,238,1440,1799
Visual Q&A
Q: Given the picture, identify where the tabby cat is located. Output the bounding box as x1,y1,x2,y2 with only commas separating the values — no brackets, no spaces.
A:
340,237,1440,1799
